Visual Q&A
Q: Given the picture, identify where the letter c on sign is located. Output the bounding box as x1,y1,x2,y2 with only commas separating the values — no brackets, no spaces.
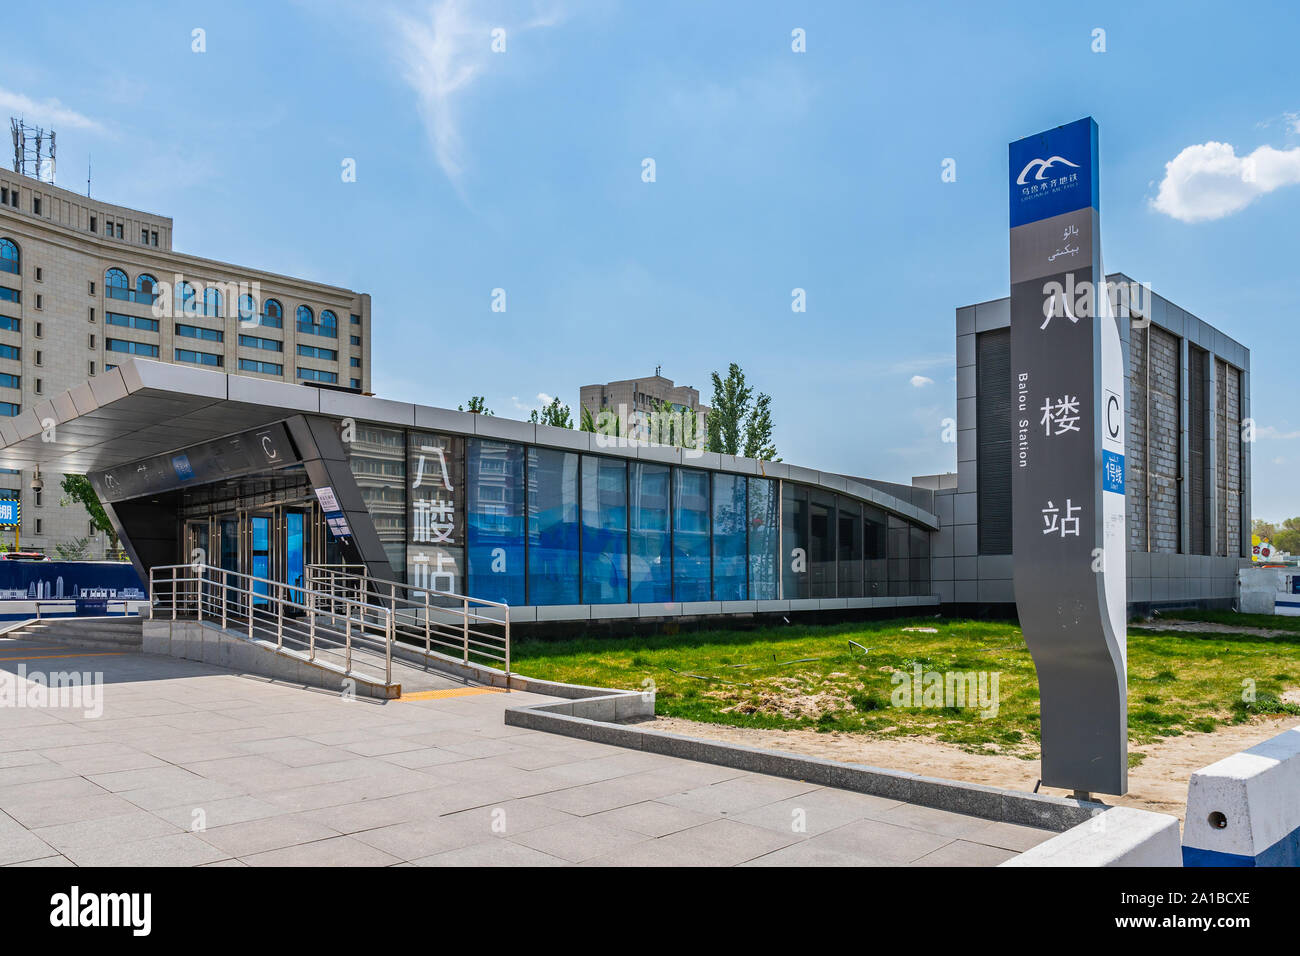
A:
1106,394,1120,440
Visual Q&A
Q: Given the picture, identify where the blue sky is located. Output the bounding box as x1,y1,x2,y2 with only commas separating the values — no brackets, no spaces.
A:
8,1,1299,520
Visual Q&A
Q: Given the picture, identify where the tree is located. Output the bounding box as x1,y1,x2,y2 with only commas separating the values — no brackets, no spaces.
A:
530,397,574,429
706,363,778,460
1273,517,1300,555
1252,518,1277,540
60,474,118,552
458,396,493,415
55,537,90,560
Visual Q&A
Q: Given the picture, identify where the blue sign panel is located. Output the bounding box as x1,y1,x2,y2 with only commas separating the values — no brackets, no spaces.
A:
1102,450,1125,495
171,453,195,481
0,499,18,526
1008,117,1098,227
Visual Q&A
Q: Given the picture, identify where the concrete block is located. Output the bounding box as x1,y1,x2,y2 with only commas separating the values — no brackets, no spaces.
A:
1002,807,1182,866
1183,726,1300,866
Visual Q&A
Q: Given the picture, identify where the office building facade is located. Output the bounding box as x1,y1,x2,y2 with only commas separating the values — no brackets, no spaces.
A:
0,169,371,556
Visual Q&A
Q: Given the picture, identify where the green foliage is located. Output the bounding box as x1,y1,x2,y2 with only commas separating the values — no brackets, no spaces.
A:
458,396,493,415
59,474,117,550
705,363,778,460
54,537,90,560
529,396,574,429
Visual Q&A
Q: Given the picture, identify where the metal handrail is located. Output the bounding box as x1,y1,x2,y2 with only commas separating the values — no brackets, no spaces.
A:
149,561,510,688
148,563,396,685
305,563,511,681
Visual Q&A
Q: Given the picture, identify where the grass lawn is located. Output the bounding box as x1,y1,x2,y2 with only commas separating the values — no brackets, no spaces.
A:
1154,608,1300,633
512,615,1300,763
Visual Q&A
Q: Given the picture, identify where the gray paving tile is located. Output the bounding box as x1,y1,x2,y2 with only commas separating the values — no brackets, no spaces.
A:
803,818,953,864
588,800,721,838
513,817,651,863
240,836,402,867
62,832,230,867
586,819,797,867
965,820,1055,852
657,774,821,815
910,839,1019,866
731,788,902,836
197,813,342,857
413,840,570,867
33,810,183,852
877,801,999,839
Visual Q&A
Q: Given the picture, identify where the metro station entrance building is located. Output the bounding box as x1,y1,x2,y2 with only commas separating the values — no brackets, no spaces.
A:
0,360,940,626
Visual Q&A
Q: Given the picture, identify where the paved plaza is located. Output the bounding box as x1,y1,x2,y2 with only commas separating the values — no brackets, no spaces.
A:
0,636,1053,866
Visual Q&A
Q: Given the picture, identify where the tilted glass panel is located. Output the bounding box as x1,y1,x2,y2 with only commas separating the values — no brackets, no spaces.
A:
526,447,579,605
466,438,525,605
837,497,863,598
581,456,628,604
748,477,779,600
864,504,888,598
888,515,910,597
809,490,836,599
629,462,671,603
781,482,809,599
345,423,406,577
909,525,931,597
672,468,710,602
710,472,746,601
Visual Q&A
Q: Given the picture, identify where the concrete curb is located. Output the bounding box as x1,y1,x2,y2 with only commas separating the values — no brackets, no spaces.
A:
1001,806,1183,866
502,699,1106,832
143,619,400,700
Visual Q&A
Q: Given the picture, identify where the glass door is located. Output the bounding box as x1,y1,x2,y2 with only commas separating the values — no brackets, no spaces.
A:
183,520,210,611
249,514,272,607
284,509,308,605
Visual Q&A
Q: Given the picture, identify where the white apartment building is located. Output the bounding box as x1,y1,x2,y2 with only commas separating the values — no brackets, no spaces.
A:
0,169,371,557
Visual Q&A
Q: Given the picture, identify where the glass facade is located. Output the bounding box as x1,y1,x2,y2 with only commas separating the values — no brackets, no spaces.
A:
342,427,934,606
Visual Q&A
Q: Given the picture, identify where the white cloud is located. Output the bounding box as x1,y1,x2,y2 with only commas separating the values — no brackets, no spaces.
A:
389,0,567,185
910,375,934,388
1152,140,1300,222
1258,424,1300,440
0,88,103,132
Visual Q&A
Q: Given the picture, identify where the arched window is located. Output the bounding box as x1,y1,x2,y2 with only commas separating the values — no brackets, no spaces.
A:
177,280,197,316
262,299,283,329
319,310,338,337
0,239,18,275
105,268,129,300
203,287,222,317
135,273,158,302
295,305,314,333
238,294,257,323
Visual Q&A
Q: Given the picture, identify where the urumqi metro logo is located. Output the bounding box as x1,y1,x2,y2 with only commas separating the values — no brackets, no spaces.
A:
1016,155,1081,184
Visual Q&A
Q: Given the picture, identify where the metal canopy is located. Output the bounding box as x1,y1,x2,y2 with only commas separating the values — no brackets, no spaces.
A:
0,358,941,531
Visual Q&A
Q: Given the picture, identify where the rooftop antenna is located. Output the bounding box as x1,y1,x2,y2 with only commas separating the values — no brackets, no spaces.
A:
86,154,91,197
10,117,56,184
655,364,662,377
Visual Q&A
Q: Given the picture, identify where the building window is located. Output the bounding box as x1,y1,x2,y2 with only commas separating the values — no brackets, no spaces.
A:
176,323,223,343
262,299,283,328
0,287,19,304
34,518,42,535
175,348,223,367
2,239,21,274
34,267,42,282
105,268,130,301
90,215,96,233
141,228,149,244
33,351,41,366
0,316,18,332
116,223,123,239
106,312,159,332
88,333,96,349
350,378,361,389
0,344,19,361
350,356,361,368
0,402,20,416
135,274,158,303
297,344,336,360
32,197,41,216
33,294,41,310
106,339,159,358
89,280,96,295
297,306,337,337
32,378,39,394
89,307,95,323
350,313,361,325
350,335,361,346
177,281,197,316
976,328,1012,555
202,287,222,317
34,322,41,338
151,231,158,247
238,333,282,352
237,294,256,324
238,358,283,375
297,367,338,384
0,373,19,389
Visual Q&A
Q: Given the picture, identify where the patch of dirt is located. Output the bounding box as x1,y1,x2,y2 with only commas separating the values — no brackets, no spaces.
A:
643,714,1300,821
1131,620,1296,639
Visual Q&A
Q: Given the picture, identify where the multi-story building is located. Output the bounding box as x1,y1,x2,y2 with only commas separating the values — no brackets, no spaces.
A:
930,273,1250,614
579,370,710,440
0,168,371,557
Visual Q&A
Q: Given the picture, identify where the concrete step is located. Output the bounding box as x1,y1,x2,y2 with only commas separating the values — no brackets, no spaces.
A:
16,616,144,650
